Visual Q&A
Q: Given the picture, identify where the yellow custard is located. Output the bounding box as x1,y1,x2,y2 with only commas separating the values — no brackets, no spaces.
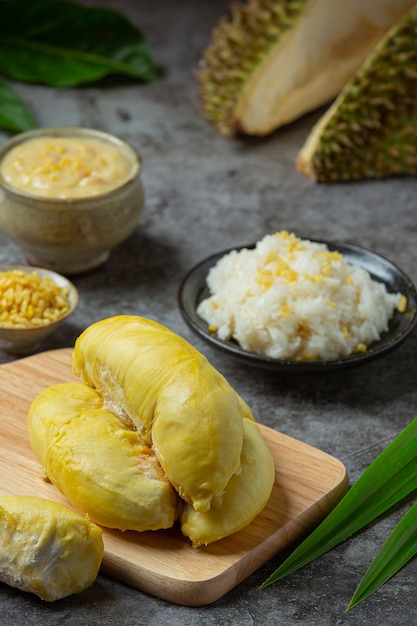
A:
0,136,134,199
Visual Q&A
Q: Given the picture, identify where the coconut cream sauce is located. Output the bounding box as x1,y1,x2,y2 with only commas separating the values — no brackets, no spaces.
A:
0,137,133,199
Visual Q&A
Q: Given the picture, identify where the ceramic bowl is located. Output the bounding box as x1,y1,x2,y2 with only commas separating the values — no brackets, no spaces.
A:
0,127,144,275
0,265,78,354
179,240,417,372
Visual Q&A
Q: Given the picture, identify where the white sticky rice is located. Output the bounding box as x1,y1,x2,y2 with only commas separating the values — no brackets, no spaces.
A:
197,231,405,361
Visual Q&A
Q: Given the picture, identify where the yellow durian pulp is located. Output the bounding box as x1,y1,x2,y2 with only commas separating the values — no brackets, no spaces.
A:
180,418,275,547
0,495,103,601
73,315,250,513
26,314,275,547
28,382,180,532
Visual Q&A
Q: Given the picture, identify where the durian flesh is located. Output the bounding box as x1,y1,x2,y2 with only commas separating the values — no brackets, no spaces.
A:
73,315,250,513
28,382,180,532
0,495,103,601
198,0,415,137
28,315,275,546
180,418,275,547
297,3,417,181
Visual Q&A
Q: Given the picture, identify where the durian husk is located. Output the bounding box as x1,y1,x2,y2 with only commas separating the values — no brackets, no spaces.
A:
197,0,415,137
297,3,417,182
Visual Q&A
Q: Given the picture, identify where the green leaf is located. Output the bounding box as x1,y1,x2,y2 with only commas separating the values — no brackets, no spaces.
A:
0,77,37,132
346,499,417,611
0,0,158,87
258,416,417,589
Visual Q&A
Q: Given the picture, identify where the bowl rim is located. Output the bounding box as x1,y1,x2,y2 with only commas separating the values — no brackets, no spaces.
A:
0,264,79,331
0,126,142,205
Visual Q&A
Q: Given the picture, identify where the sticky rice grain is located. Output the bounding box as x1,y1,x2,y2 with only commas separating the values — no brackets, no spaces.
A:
197,232,403,361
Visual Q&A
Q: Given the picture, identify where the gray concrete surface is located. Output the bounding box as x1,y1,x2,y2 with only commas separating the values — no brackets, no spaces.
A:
1,1,417,624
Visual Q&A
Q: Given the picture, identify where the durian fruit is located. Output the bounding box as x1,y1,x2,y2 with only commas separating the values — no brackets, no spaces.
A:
197,0,415,137
180,418,275,547
0,495,103,602
29,315,275,546
73,315,253,513
28,382,180,532
297,3,417,181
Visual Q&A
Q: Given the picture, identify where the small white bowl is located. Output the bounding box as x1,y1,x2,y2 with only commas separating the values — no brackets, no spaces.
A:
0,265,78,354
0,127,144,275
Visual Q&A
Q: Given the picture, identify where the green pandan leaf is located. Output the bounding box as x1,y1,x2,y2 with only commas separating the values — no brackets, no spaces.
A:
346,498,417,611
0,0,158,87
0,78,37,132
258,416,417,590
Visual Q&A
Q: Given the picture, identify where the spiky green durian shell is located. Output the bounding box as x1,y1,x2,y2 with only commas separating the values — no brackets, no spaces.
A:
197,0,309,138
297,4,417,182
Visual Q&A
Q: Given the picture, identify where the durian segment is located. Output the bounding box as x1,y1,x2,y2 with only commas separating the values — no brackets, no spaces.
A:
180,418,275,547
28,382,180,532
0,495,103,602
197,0,415,137
73,315,249,513
297,4,417,181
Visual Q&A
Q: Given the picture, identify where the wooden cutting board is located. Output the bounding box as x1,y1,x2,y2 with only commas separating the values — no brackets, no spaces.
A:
0,349,349,606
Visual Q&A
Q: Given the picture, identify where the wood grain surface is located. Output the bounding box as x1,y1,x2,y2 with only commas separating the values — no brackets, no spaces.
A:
0,349,349,606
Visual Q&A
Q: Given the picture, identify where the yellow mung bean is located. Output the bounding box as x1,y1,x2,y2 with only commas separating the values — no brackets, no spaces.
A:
0,270,69,328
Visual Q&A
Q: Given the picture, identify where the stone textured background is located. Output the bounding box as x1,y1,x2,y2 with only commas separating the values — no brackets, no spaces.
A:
1,1,417,624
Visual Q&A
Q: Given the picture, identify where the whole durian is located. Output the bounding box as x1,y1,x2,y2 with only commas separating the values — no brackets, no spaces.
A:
296,3,417,181
197,0,415,137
